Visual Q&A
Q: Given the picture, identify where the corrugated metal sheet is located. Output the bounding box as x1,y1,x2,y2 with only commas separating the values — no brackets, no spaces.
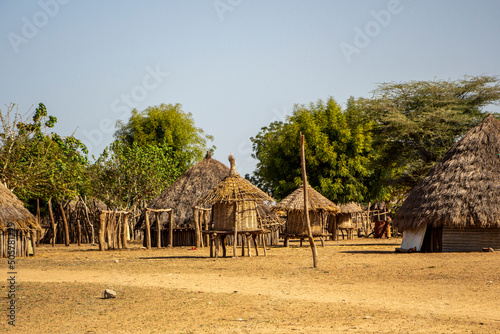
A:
442,228,500,252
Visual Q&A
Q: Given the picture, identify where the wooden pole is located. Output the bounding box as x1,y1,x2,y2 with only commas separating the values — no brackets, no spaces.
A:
76,217,81,246
98,212,106,251
168,210,174,247
122,213,128,249
107,212,114,249
59,201,70,247
300,133,318,268
144,209,151,249
117,214,123,249
156,212,161,248
233,219,238,258
203,210,209,246
36,198,41,246
193,207,200,248
30,231,36,256
48,198,56,247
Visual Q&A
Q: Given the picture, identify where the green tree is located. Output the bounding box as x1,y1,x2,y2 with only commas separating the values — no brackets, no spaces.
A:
114,103,214,168
88,141,187,210
357,75,500,198
0,103,88,203
250,98,374,203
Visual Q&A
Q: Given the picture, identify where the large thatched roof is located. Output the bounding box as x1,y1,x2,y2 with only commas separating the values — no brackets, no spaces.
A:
0,182,40,231
274,184,340,213
339,202,363,214
138,152,230,228
394,114,500,231
197,154,274,205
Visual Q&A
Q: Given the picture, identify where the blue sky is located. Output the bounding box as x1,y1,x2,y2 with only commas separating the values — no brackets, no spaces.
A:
1,0,499,176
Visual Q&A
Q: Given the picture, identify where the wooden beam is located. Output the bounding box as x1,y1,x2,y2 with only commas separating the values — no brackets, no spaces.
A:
156,212,161,249
300,133,318,268
48,198,56,247
122,213,128,249
168,210,174,247
98,212,106,251
193,207,200,248
145,209,151,249
59,201,70,247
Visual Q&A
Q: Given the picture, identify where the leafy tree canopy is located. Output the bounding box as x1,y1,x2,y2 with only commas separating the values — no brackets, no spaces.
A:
0,103,88,202
356,75,500,199
88,141,187,210
249,98,374,203
114,103,214,168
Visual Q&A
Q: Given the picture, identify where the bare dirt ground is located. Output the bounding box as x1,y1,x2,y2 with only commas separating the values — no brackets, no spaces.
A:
1,237,499,333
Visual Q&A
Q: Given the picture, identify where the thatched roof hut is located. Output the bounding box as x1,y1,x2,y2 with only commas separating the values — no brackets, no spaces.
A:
0,182,41,257
137,151,229,227
274,184,340,238
394,114,500,252
336,202,363,228
339,202,363,215
197,154,274,232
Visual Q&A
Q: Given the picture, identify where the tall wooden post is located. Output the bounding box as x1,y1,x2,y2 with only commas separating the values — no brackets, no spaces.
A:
145,209,151,249
233,220,238,258
59,201,70,247
30,231,36,256
122,213,128,249
36,198,41,246
117,214,123,249
300,133,318,268
98,212,106,251
168,210,174,247
48,198,56,247
193,207,200,248
203,210,209,246
76,217,81,246
156,212,161,248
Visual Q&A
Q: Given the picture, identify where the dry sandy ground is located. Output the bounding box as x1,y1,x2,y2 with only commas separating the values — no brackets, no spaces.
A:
1,238,499,333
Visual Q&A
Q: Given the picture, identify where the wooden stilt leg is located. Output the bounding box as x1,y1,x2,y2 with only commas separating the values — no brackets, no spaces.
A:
300,238,303,247
233,226,238,258
284,237,289,247
320,236,325,247
241,234,245,257
262,232,267,257
209,233,213,258
252,234,259,256
214,233,219,258
246,233,252,257
222,235,227,258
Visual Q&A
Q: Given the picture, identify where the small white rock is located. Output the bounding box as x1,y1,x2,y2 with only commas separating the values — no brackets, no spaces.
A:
104,289,117,299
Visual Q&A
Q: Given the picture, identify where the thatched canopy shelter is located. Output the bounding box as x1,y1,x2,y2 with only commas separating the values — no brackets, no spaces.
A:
274,184,340,237
136,151,229,230
0,182,41,257
197,154,274,232
394,114,500,252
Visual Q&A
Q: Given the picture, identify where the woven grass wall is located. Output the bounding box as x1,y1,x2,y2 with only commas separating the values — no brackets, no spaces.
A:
212,201,259,231
337,214,354,229
285,211,324,236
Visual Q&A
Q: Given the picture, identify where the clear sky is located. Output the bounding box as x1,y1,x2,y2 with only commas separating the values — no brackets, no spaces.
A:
1,0,499,176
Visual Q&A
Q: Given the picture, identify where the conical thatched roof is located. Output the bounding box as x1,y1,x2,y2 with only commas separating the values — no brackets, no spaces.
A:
339,202,363,214
394,114,500,231
137,151,230,228
274,184,340,213
0,182,40,231
197,154,274,205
